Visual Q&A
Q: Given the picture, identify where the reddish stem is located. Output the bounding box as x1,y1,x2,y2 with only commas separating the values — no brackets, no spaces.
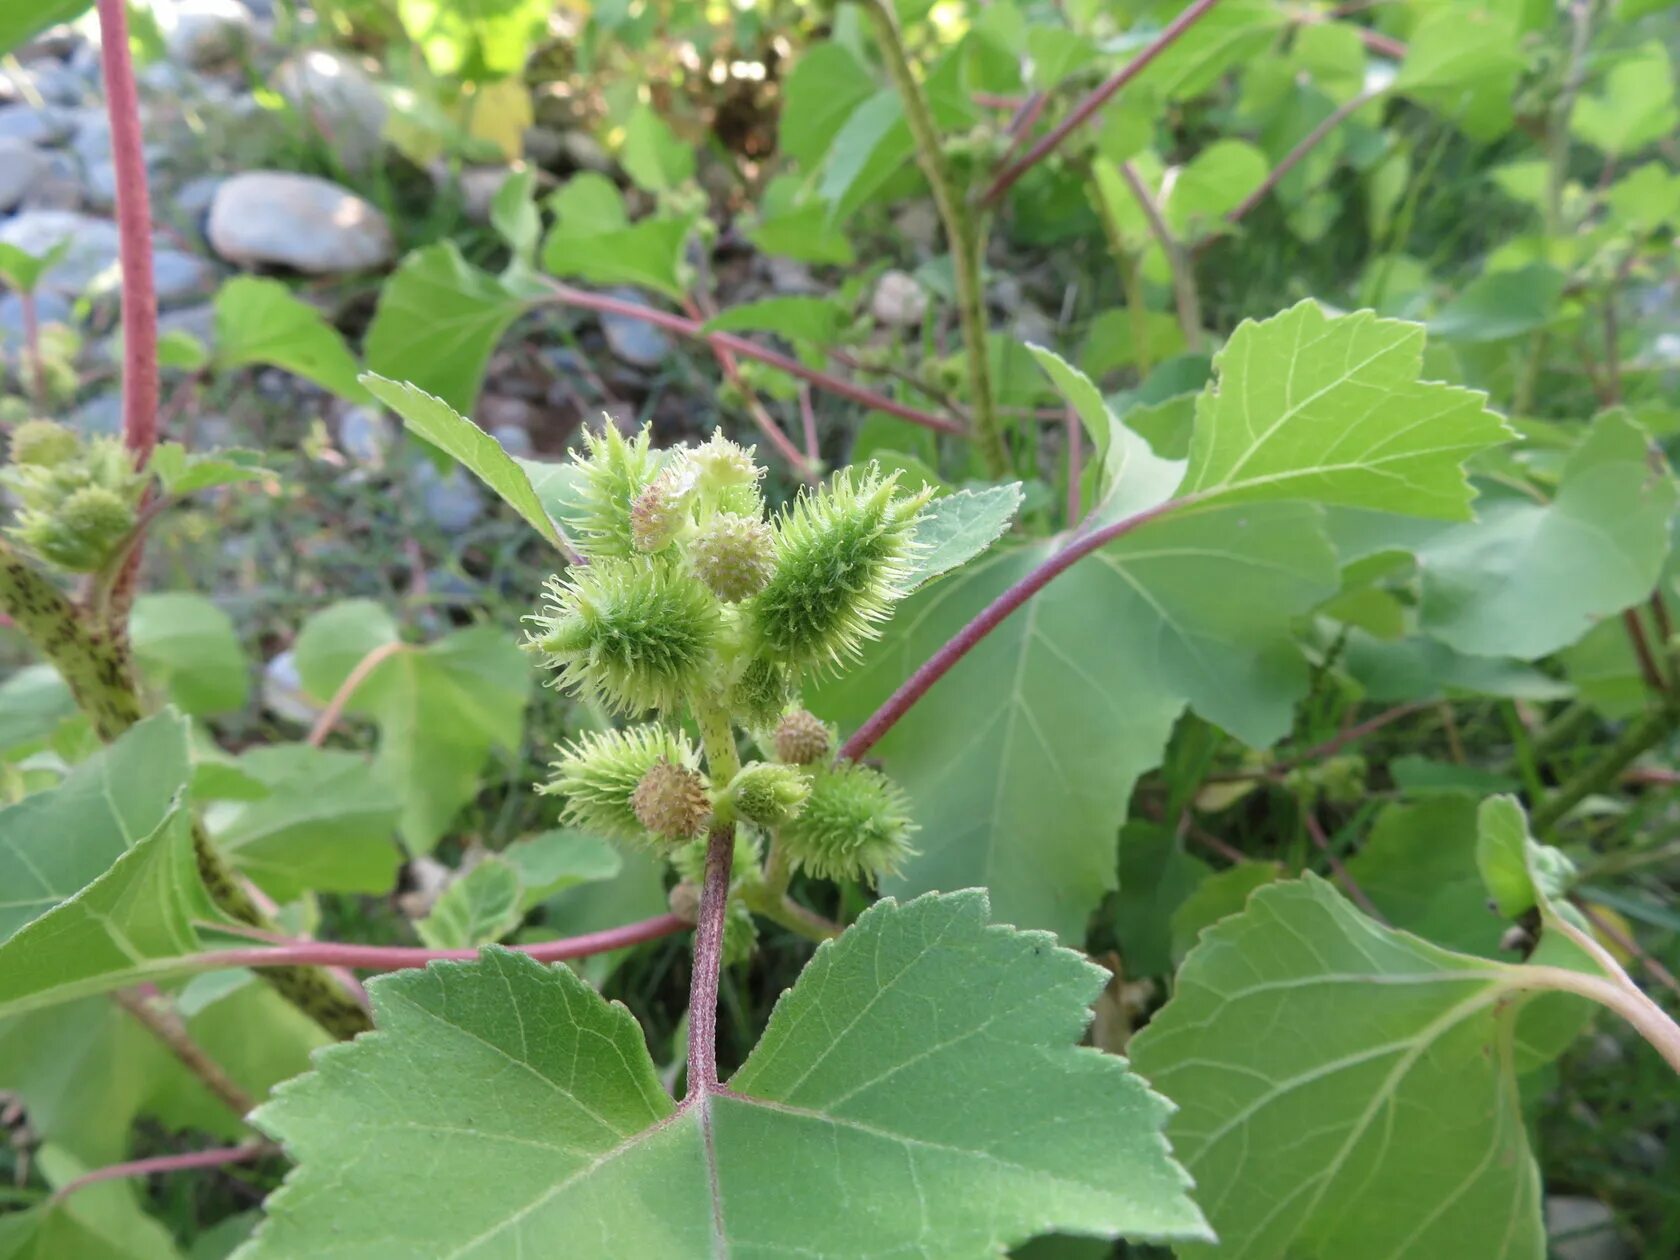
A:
545,283,965,436
1622,607,1667,695
1225,88,1387,228
1303,809,1388,924
19,290,47,409
1355,27,1406,59
95,0,160,468
840,496,1193,762
685,824,735,1098
193,913,688,972
51,1143,270,1204
306,640,409,747
682,295,819,482
979,0,1226,208
797,384,820,463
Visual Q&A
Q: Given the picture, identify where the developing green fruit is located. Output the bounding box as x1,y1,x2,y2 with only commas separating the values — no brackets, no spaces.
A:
723,762,809,828
8,419,80,468
631,759,712,842
689,511,773,602
630,472,691,554
728,656,794,729
780,762,916,883
567,422,660,558
687,432,761,504
542,723,700,843
20,485,135,572
528,560,721,714
747,466,930,673
773,709,832,765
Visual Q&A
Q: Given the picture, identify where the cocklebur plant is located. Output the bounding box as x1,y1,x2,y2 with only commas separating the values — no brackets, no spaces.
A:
529,425,932,959
3,419,145,573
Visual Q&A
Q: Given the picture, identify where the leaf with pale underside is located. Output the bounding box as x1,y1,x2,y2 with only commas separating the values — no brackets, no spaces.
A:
1179,300,1509,519
238,891,1208,1258
906,482,1023,588
361,374,568,551
415,856,525,948
1130,876,1552,1260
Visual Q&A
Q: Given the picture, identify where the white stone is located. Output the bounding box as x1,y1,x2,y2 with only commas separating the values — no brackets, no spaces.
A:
0,138,47,212
154,0,255,69
1546,1196,1629,1260
870,269,928,327
0,210,122,295
207,171,394,273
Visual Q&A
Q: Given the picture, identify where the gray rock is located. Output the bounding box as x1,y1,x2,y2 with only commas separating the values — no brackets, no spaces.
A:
870,270,928,327
69,391,123,438
154,0,255,69
522,126,566,165
272,51,386,174
152,249,216,308
338,405,392,466
0,105,72,146
0,139,47,212
262,650,322,725
208,171,394,273
416,462,486,534
560,130,611,174
600,289,672,368
29,65,91,108
1546,1197,1628,1260
767,256,819,294
456,166,513,224
892,201,940,252
0,210,122,296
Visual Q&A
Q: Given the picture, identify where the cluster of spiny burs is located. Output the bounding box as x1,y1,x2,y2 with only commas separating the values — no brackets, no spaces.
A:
531,424,929,961
2,419,145,573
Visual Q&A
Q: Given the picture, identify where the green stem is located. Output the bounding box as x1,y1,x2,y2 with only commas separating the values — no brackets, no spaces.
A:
0,539,371,1039
858,0,1008,479
1531,701,1680,835
1082,159,1153,378
1116,160,1204,353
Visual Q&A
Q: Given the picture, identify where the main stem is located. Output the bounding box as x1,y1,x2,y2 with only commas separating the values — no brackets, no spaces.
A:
1530,698,1680,834
688,698,743,1097
95,0,159,468
859,0,1008,479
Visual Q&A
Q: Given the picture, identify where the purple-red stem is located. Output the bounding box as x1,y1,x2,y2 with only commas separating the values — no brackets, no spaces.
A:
1303,809,1388,924
1623,607,1667,695
979,0,1226,208
840,496,1194,762
50,1144,269,1205
685,824,736,1098
798,384,821,463
95,0,160,468
193,912,687,972
545,282,965,436
19,290,46,409
682,295,820,482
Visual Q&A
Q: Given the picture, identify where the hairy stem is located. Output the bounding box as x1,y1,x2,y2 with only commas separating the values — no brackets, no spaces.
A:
191,913,689,972
50,1143,273,1205
841,495,1194,761
980,0,1226,207
95,0,159,468
688,698,744,1096
1531,699,1680,834
112,987,255,1121
1117,161,1204,351
543,282,964,435
859,0,1007,478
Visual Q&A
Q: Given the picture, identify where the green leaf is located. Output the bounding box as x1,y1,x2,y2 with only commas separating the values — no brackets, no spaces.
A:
203,745,403,899
241,892,1208,1256
1346,795,1506,953
1411,411,1676,659
621,103,695,193
149,445,272,496
779,43,875,167
1427,264,1565,343
501,829,622,909
700,296,847,347
360,374,568,550
1476,794,1580,924
906,482,1023,588
489,168,541,264
130,594,250,717
1571,41,1678,156
1167,862,1283,962
0,666,74,755
542,175,693,300
1165,139,1268,239
214,278,370,406
415,856,525,948
395,0,547,80
1027,344,1133,518
1113,822,1212,977
1130,876,1549,1260
1605,162,1680,233
818,90,914,222
0,239,72,293
1396,9,1525,140
364,243,531,414
294,607,532,853
814,502,1336,939
1130,0,1285,101
1179,301,1510,518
